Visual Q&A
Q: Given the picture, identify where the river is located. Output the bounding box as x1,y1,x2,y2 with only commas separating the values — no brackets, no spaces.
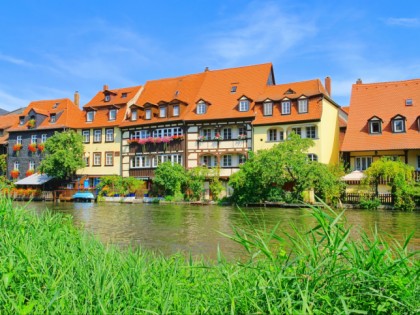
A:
19,201,419,260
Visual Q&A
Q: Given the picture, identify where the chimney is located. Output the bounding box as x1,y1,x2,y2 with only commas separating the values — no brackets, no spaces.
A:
103,84,109,91
204,67,209,72
356,78,362,84
324,76,331,96
74,91,80,107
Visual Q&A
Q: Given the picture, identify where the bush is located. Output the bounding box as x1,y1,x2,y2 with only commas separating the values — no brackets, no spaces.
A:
358,197,381,209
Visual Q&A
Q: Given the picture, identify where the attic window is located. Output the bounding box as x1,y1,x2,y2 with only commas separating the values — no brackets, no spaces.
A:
50,114,56,123
174,90,179,97
19,116,24,125
145,109,151,120
284,88,295,95
109,109,117,121
405,99,413,106
105,94,111,102
239,100,249,112
86,111,94,122
230,86,237,93
131,109,138,121
368,117,382,134
121,93,127,98
53,102,59,109
197,101,206,115
391,115,406,133
298,98,308,113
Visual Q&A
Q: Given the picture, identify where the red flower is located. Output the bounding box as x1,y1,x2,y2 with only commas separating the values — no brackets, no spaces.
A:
13,144,22,151
11,169,20,179
37,143,45,152
26,169,35,177
28,143,37,152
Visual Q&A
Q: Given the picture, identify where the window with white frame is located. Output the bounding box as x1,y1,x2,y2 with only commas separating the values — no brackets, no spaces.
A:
131,156,151,168
263,102,273,116
159,106,167,118
86,111,94,122
105,94,110,102
17,136,22,145
306,126,316,139
281,101,291,115
29,161,35,170
197,102,206,115
173,105,179,116
41,134,47,143
131,109,138,121
93,129,102,142
355,156,372,171
105,152,114,166
82,130,90,143
201,128,212,139
307,154,318,162
222,128,232,140
268,129,277,141
239,100,249,112
222,155,232,167
291,127,301,136
109,109,117,121
105,129,114,142
132,130,150,139
392,116,405,133
152,154,182,167
93,153,101,166
14,161,19,170
298,99,308,113
31,135,37,144
145,109,151,120
369,119,382,134
238,126,246,137
50,114,56,123
201,155,216,167
279,131,284,141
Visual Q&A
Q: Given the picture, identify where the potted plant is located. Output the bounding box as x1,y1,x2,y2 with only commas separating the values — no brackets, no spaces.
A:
13,143,22,156
26,119,36,129
26,169,35,177
37,143,45,153
198,135,206,141
213,133,223,141
11,169,20,179
28,143,37,153
237,134,247,140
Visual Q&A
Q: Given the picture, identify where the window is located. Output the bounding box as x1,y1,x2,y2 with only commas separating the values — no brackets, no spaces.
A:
93,129,102,143
222,155,232,167
105,94,110,102
86,111,94,122
173,105,179,116
222,128,232,140
268,129,277,141
202,155,216,167
0,129,3,137
83,156,89,167
279,131,284,141
298,99,308,113
93,153,101,166
19,116,24,125
17,136,22,145
132,130,150,139
13,161,19,170
369,120,382,134
131,109,138,121
197,102,206,115
109,109,117,121
159,106,166,118
105,129,114,142
145,109,151,120
230,86,237,93
105,152,114,166
50,114,56,123
239,100,249,112
417,156,420,170
307,154,318,162
41,134,47,143
291,127,301,136
201,128,212,139
281,101,291,115
29,161,35,170
405,99,413,106
238,154,246,164
392,118,405,133
355,156,372,171
131,156,151,168
82,130,90,143
238,127,246,136
121,92,127,98
31,135,37,144
306,126,316,139
263,102,273,116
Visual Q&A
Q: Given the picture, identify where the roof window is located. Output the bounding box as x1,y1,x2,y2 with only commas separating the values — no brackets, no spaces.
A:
53,102,59,109
405,99,413,106
105,94,110,102
121,93,127,98
230,86,237,93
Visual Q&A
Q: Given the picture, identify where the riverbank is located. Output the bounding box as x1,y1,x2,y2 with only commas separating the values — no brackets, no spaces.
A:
1,198,419,314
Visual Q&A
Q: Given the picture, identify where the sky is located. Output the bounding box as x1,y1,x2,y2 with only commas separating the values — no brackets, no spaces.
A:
0,0,419,111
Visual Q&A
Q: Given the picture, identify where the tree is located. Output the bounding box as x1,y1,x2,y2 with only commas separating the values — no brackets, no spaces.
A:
187,166,208,200
208,167,224,201
39,130,85,180
0,154,7,175
153,162,188,197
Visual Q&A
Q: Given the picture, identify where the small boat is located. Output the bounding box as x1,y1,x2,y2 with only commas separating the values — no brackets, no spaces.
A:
72,192,95,202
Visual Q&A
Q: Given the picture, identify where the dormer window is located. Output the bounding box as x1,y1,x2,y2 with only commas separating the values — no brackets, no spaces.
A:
263,101,273,116
19,116,24,125
121,93,127,98
197,101,206,115
298,98,308,113
145,109,151,120
368,116,382,134
281,101,291,115
405,99,413,106
391,115,406,133
239,100,249,112
417,116,420,132
109,109,117,121
86,111,94,122
173,104,179,117
159,106,167,118
53,102,59,109
105,94,110,102
131,109,138,121
50,114,56,123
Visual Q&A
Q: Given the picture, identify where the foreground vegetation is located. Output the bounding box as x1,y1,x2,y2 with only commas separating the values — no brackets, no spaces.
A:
0,198,419,314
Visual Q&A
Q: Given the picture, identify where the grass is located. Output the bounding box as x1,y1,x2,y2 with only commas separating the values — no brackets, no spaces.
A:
0,197,419,314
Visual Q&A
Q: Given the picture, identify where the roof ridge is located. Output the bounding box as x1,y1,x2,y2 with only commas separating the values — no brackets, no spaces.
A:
354,78,420,87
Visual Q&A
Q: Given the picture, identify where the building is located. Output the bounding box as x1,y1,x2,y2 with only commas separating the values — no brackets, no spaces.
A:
341,79,420,176
75,85,142,187
252,78,341,164
7,97,82,180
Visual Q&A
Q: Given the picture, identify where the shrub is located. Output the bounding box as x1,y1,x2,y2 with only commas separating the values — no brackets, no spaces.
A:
358,197,381,209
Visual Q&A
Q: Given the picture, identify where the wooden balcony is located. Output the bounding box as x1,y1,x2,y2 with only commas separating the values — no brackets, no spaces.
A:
129,168,155,179
129,140,184,154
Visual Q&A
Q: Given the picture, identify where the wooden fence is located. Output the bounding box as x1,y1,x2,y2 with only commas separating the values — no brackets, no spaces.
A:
342,193,393,205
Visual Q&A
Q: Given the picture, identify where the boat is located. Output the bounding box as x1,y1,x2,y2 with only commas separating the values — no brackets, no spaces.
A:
72,192,95,202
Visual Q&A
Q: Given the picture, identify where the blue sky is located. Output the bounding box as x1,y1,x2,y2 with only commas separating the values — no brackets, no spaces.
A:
0,0,419,110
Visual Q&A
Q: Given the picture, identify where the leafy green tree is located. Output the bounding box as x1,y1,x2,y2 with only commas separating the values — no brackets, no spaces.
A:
363,157,415,211
187,166,208,200
97,175,144,196
0,154,7,175
153,162,188,196
208,167,224,201
39,130,85,180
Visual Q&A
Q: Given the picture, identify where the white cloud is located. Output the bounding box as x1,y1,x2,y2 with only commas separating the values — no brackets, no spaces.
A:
385,17,420,27
0,89,29,111
0,53,29,66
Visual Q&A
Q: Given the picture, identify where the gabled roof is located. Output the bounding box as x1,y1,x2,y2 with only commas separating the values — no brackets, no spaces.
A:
8,98,82,132
0,113,20,144
84,85,142,108
342,79,420,151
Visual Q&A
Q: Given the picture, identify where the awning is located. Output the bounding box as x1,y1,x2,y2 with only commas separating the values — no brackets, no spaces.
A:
341,171,366,181
15,173,54,186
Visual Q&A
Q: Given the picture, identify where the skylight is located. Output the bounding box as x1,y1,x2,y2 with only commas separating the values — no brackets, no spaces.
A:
405,99,413,106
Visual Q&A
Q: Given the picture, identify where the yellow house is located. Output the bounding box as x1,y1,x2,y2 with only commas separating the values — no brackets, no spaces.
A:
76,85,142,187
252,78,341,165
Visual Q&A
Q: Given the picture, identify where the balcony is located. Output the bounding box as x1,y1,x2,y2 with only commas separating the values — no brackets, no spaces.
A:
129,139,184,154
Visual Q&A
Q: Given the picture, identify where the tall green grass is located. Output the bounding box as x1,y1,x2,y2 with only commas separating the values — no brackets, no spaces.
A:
0,197,418,314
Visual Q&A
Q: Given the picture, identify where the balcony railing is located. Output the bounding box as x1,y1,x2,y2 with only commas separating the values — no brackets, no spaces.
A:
129,139,184,153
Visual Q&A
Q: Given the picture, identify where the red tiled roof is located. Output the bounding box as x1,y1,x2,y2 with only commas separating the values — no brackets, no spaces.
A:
84,86,142,108
341,106,350,114
0,114,20,144
341,79,420,151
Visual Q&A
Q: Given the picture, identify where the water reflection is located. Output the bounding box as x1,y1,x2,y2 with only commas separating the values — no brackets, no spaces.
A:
19,202,419,260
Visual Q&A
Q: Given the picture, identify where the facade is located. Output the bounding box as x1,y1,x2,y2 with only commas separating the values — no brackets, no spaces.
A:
7,97,82,180
0,113,21,155
75,85,142,187
341,79,420,177
252,78,341,165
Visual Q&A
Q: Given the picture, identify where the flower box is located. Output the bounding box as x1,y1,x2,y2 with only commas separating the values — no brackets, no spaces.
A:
28,143,37,153
11,169,20,179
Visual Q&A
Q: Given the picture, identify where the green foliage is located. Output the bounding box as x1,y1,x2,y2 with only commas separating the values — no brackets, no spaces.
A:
187,166,208,200
153,162,188,196
0,198,418,314
363,157,416,211
358,197,381,209
208,167,224,201
0,154,7,175
39,130,85,180
97,175,144,196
